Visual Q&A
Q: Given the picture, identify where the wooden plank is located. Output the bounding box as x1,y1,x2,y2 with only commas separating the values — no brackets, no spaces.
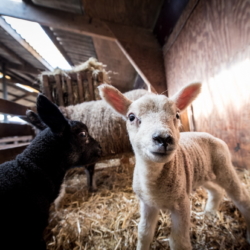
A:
0,142,30,150
42,75,53,101
0,123,34,138
32,0,83,14
65,76,73,105
54,74,64,106
0,41,28,65
92,37,137,93
0,98,29,116
106,23,167,95
0,145,27,164
164,0,250,169
154,0,189,46
87,71,95,100
77,73,84,103
0,17,53,71
82,0,163,29
0,0,114,40
0,135,32,143
1,60,40,74
164,0,199,52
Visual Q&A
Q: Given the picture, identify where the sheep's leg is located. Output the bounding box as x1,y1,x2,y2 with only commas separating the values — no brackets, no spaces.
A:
169,195,192,250
85,164,97,192
215,164,250,243
137,200,159,250
203,181,224,214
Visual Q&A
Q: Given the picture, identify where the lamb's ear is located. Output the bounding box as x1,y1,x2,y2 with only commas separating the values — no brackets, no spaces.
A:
170,83,202,112
36,94,69,134
98,84,132,117
25,110,47,131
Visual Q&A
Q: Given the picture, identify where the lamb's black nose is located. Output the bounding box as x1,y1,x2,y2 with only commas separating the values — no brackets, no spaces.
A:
152,133,173,147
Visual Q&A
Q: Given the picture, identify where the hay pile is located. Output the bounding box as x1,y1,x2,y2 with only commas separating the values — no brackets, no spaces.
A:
44,159,250,250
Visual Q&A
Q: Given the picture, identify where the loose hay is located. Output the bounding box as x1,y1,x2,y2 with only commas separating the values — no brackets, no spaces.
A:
44,160,250,250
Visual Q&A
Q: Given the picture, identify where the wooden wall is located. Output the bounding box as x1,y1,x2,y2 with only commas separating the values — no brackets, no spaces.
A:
164,0,250,169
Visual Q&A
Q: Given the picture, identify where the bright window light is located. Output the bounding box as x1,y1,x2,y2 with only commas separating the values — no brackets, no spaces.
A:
0,114,26,124
3,16,72,70
16,83,40,93
0,72,11,79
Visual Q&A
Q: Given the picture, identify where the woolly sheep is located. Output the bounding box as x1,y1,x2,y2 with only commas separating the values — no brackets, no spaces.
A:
99,83,250,250
0,94,101,250
59,88,150,190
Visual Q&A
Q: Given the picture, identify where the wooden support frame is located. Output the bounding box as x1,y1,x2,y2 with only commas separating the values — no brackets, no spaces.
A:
106,23,167,94
0,0,167,94
0,123,34,138
0,98,30,116
0,43,41,74
0,16,53,71
0,0,114,40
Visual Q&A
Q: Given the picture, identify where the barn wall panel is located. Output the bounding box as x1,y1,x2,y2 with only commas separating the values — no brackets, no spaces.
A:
164,0,250,169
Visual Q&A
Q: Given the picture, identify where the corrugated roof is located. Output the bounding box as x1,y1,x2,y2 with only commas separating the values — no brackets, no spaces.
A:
0,18,52,71
48,27,97,65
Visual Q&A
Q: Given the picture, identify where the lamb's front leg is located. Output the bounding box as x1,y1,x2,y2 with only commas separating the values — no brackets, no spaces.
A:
169,195,192,250
137,200,159,250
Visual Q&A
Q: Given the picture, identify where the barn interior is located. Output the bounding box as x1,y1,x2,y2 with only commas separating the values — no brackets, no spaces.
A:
0,0,250,249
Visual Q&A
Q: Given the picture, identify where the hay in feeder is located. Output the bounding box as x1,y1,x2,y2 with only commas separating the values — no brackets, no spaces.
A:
44,159,250,250
39,58,111,106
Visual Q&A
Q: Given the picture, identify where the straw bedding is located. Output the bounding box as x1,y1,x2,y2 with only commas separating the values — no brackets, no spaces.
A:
44,159,250,250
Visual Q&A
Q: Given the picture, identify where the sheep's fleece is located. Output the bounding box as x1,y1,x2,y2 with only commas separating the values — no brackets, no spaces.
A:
60,89,149,158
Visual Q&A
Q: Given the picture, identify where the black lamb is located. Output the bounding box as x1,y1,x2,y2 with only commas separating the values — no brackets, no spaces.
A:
24,109,97,192
0,94,101,250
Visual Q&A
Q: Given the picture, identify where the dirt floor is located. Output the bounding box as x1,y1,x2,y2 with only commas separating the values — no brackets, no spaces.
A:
44,158,250,250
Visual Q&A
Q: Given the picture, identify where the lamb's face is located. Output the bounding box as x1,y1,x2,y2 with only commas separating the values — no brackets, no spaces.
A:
126,95,181,163
67,121,102,166
98,82,201,163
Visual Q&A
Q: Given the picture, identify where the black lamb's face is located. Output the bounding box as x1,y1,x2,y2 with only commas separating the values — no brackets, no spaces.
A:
67,121,102,166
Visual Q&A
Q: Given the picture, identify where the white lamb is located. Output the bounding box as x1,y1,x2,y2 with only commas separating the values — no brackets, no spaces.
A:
98,83,250,250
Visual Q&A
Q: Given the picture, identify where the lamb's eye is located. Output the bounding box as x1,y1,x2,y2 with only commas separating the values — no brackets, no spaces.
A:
79,131,87,138
176,113,180,119
128,113,135,122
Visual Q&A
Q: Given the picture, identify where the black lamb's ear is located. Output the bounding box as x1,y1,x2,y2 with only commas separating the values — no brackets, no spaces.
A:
36,94,69,134
25,110,47,131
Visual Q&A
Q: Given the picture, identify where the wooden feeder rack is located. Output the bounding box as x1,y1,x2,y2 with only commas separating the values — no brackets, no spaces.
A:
40,58,109,107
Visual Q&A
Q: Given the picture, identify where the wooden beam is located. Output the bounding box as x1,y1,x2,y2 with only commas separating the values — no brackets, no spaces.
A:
153,0,189,46
5,69,34,86
11,93,30,102
0,98,30,116
41,25,75,66
0,123,34,138
0,89,36,104
0,79,39,97
0,0,167,94
0,16,53,71
0,56,40,75
0,41,26,65
106,23,167,94
0,0,114,40
0,145,27,164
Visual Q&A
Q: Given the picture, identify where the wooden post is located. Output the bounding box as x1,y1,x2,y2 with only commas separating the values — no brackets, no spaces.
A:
2,63,8,122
